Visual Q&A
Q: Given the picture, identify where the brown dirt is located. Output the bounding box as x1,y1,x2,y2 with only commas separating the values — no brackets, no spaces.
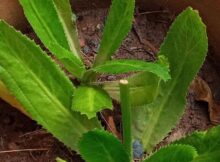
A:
0,7,219,162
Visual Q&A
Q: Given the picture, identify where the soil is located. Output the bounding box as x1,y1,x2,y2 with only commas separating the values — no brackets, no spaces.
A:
0,7,219,162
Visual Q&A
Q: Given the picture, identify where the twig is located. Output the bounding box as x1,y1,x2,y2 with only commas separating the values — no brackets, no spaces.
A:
19,129,47,138
100,112,121,139
100,112,114,133
0,148,49,154
0,137,4,149
135,10,169,16
132,21,158,55
29,151,38,161
121,46,135,55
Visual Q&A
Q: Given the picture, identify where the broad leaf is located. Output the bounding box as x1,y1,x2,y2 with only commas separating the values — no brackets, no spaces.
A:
93,0,135,66
143,145,197,162
92,58,170,81
0,21,100,151
175,125,220,162
78,129,130,162
132,7,208,152
19,0,85,78
103,72,161,106
71,86,112,119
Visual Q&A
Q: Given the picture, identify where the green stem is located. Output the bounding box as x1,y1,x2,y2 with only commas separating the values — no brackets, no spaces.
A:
119,79,132,160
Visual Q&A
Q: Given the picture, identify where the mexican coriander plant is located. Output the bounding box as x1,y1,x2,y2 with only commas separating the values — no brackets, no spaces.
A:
0,0,219,161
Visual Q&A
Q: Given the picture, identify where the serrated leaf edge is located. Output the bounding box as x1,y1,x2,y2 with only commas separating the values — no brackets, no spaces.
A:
52,0,82,59
140,7,208,151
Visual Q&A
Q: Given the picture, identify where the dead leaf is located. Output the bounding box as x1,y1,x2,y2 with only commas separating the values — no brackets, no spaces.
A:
190,76,220,124
0,80,29,117
101,110,121,139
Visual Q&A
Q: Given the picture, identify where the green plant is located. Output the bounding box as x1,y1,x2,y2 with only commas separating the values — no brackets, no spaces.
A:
0,0,217,161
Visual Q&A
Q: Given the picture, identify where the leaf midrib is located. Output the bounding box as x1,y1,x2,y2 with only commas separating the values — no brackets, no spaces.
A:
52,1,80,58
98,0,133,59
88,88,95,112
96,61,163,69
29,1,66,49
3,37,88,134
93,135,116,162
141,32,204,148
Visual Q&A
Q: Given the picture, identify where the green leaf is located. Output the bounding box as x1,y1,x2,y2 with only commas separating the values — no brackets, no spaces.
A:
143,145,198,162
132,7,208,152
19,0,85,78
175,125,220,162
92,59,170,81
19,0,81,57
78,129,130,162
93,0,135,66
0,21,100,152
103,72,161,106
52,0,82,56
71,86,113,119
48,43,85,79
56,158,67,162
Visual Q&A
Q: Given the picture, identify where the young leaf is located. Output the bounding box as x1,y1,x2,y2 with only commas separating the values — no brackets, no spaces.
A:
93,0,135,66
78,129,130,162
91,59,170,81
19,0,81,58
132,7,208,152
143,145,198,162
71,86,113,119
103,72,161,106
174,125,220,162
0,21,101,151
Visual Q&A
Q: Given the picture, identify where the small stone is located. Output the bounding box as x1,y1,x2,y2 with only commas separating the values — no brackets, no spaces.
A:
96,24,102,30
107,75,116,80
82,45,90,54
91,26,96,32
93,44,100,53
90,39,99,47
82,27,87,31
133,140,144,159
